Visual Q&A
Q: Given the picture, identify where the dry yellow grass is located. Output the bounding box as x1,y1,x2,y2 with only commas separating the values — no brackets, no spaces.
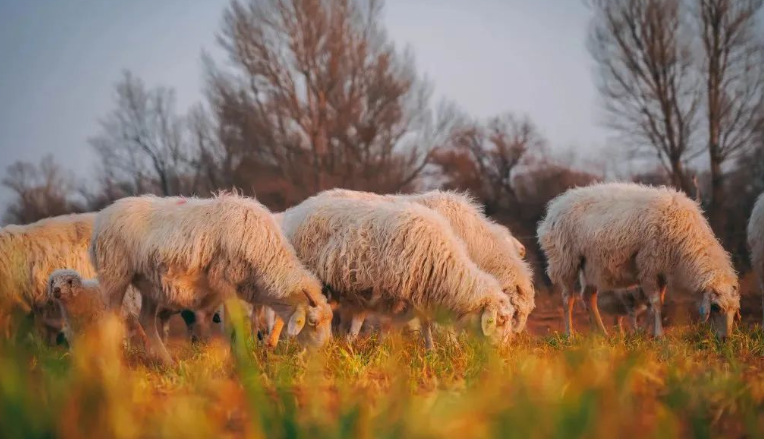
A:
2,303,764,439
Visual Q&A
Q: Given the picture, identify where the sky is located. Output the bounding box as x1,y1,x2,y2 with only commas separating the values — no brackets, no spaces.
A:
0,0,609,208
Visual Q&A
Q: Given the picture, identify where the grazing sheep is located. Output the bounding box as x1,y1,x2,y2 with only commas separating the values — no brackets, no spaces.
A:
280,195,516,347
0,213,96,343
90,194,332,364
320,189,535,335
47,269,147,346
748,193,764,325
538,182,739,339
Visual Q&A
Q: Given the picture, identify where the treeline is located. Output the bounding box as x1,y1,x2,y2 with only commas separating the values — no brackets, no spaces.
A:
3,0,764,278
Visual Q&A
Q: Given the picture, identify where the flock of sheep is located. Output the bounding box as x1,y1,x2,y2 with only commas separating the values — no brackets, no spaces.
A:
1,182,761,365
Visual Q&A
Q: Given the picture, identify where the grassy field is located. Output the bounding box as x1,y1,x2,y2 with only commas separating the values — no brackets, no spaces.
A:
2,302,764,439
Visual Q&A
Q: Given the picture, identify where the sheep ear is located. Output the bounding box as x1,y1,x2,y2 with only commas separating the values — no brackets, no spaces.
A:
481,308,497,336
699,292,711,323
287,307,307,336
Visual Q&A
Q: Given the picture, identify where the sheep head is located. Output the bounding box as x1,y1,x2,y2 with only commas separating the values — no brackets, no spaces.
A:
288,284,333,349
480,294,515,345
699,282,739,340
48,269,83,304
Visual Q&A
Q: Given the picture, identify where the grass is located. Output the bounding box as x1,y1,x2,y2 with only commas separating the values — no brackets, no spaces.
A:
2,308,764,439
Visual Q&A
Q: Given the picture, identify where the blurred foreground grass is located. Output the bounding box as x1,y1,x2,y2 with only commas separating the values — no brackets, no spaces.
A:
2,307,764,439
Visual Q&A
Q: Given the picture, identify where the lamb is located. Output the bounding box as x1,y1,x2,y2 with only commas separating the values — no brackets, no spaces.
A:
748,193,764,325
319,189,535,335
279,195,516,347
538,182,739,339
47,269,147,346
90,194,333,364
0,213,97,344
47,269,224,347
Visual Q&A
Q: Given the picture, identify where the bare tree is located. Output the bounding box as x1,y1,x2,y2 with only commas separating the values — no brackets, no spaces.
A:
1,156,83,225
186,103,238,194
205,0,447,209
90,71,192,199
434,113,545,212
696,0,764,228
589,0,700,192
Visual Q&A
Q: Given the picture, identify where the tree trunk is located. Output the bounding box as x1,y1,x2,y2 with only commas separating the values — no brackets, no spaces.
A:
709,149,725,233
669,156,687,193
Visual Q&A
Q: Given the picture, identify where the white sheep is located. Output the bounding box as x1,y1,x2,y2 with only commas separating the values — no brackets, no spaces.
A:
538,182,739,339
90,194,333,364
0,213,96,344
748,193,764,325
319,189,535,335
279,195,516,347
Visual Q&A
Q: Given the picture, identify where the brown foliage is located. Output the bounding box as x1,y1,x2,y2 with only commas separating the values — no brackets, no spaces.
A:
202,0,451,210
1,156,84,225
433,113,545,213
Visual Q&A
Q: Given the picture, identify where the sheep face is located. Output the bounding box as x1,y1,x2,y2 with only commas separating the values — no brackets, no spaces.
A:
48,270,83,305
480,295,515,345
287,288,333,348
699,285,739,340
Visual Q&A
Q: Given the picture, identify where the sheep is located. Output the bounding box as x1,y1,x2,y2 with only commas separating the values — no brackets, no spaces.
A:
538,182,739,339
46,269,147,346
90,194,333,364
748,192,764,326
317,189,535,335
279,195,516,347
0,213,96,344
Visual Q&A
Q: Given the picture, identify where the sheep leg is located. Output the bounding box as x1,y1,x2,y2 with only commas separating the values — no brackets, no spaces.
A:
347,311,367,342
267,316,284,348
265,306,276,335
139,296,174,366
157,309,174,342
583,286,608,336
561,280,577,337
648,284,666,338
628,312,639,332
421,318,434,350
250,304,261,341
616,316,624,334
102,275,133,312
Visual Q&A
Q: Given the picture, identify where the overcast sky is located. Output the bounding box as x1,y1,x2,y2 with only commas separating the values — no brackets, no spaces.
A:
0,0,609,208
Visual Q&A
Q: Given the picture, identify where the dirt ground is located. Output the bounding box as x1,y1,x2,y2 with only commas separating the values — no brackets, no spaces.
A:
527,272,763,336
